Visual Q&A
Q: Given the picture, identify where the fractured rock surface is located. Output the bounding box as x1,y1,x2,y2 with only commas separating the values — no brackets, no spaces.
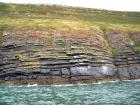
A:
0,29,140,85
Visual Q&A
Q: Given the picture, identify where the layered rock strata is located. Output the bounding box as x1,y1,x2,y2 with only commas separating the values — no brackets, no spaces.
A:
0,30,140,85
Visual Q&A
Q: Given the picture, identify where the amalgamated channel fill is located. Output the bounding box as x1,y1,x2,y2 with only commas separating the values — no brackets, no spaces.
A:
0,80,140,105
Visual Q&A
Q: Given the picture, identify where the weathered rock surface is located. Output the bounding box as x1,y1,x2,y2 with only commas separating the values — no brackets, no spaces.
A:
0,29,140,85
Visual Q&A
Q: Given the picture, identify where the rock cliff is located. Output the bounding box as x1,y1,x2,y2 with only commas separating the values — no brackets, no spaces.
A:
0,3,140,85
0,29,140,85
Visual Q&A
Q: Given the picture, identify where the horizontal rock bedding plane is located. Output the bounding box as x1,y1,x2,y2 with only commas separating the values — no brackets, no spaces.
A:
0,29,140,86
0,3,140,86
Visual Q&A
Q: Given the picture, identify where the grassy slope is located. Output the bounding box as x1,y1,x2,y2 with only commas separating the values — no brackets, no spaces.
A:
0,3,140,31
0,3,140,51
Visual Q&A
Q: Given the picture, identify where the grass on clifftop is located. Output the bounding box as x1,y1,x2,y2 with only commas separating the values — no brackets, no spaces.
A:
0,3,140,31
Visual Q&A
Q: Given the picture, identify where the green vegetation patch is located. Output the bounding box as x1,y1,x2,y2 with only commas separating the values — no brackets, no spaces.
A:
0,3,140,31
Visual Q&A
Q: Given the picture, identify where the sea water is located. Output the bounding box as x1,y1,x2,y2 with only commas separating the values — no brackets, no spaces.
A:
0,80,140,105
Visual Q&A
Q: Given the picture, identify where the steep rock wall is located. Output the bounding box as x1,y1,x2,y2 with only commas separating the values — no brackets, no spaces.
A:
0,29,140,85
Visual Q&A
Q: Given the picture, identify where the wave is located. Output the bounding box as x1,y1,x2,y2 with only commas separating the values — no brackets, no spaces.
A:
4,79,140,88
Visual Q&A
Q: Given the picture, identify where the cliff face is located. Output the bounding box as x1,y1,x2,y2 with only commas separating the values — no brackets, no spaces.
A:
0,3,140,85
0,29,140,85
